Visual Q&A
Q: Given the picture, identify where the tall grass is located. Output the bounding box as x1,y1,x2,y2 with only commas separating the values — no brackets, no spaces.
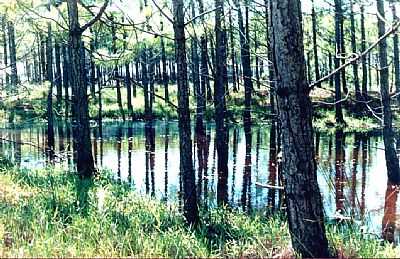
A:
0,160,398,257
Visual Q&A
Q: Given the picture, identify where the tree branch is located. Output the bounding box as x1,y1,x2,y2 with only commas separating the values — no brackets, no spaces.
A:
80,0,109,32
310,21,400,89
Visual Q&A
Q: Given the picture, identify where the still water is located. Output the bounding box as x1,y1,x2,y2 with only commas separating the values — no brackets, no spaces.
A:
0,120,397,242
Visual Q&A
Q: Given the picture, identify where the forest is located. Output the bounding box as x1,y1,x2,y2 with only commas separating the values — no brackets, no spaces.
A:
1,0,400,257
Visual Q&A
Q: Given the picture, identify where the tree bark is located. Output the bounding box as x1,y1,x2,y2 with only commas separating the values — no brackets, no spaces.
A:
172,0,199,225
215,0,229,206
361,5,368,98
311,0,320,87
377,0,400,184
392,3,400,106
269,0,330,257
350,0,361,102
7,21,17,89
67,0,96,178
334,0,345,124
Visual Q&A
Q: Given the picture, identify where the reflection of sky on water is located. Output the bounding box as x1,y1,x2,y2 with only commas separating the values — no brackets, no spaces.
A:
0,121,396,238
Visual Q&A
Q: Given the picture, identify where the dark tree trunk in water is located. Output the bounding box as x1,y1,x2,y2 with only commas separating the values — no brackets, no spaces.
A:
235,0,252,125
215,0,229,206
334,0,345,124
8,21,17,89
55,41,63,113
172,0,199,225
45,10,55,154
392,3,400,106
311,0,320,86
67,0,97,178
269,0,330,257
377,0,400,184
361,5,368,98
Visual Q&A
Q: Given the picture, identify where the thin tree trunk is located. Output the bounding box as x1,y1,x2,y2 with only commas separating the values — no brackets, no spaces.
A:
8,21,17,89
161,22,169,104
45,9,54,154
55,41,63,113
228,9,237,92
392,3,400,106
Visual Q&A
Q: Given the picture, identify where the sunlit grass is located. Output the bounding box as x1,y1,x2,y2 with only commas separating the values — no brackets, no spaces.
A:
0,159,398,257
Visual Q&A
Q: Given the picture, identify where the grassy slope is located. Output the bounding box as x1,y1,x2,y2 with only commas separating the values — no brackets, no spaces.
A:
0,158,397,257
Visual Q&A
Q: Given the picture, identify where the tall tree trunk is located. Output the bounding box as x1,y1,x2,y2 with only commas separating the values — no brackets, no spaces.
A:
148,47,155,118
228,9,237,92
350,0,361,102
2,15,8,86
311,0,320,86
392,3,400,106
8,21,17,89
361,5,368,98
142,47,151,120
334,0,345,124
55,41,62,113
160,21,169,104
67,0,95,178
111,18,125,121
62,44,70,118
269,0,330,257
191,2,202,125
123,28,133,119
214,0,229,206
45,10,55,154
377,0,400,184
255,30,261,89
235,0,253,126
172,0,198,225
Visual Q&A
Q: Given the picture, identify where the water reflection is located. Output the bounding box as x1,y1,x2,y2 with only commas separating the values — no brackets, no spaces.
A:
0,121,397,238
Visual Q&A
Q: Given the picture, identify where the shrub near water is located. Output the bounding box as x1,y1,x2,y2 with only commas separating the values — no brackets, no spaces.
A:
0,163,398,257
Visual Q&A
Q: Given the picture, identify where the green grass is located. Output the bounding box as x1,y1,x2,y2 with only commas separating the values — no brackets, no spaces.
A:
0,159,398,257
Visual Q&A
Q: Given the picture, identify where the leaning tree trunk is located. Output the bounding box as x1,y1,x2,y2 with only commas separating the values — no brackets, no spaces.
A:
377,0,400,184
172,0,199,225
269,0,330,257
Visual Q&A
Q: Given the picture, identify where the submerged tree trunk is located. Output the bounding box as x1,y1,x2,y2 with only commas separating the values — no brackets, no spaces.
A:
214,0,229,206
172,0,199,225
377,0,400,184
269,0,330,257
